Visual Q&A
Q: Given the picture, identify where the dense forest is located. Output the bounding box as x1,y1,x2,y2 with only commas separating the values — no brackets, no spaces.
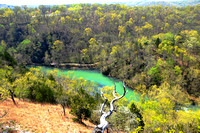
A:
0,3,200,132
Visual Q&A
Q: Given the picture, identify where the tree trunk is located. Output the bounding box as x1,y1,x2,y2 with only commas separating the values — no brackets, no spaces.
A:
92,126,103,133
9,89,17,105
62,105,66,116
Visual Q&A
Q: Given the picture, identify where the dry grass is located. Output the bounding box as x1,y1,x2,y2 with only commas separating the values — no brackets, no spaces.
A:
0,98,95,133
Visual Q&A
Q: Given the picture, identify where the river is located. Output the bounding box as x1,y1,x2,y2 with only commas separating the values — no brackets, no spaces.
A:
33,66,141,102
31,66,199,111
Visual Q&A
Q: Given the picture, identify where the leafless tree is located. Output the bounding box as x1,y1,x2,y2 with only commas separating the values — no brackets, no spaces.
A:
92,81,128,133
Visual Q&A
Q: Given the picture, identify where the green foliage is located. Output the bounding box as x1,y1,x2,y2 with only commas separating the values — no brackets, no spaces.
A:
20,39,31,45
139,95,200,132
108,106,138,132
85,27,92,36
148,59,163,86
0,75,9,101
23,68,63,103
52,40,64,52
70,88,97,122
0,4,200,132
16,39,32,52
130,102,144,130
139,97,175,132
1,51,17,66
0,53,25,104
26,81,58,103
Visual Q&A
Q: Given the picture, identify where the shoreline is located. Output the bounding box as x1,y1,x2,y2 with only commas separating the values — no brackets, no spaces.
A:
49,62,98,69
27,62,99,69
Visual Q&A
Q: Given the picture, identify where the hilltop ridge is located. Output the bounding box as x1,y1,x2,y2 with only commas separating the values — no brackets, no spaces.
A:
1,0,200,8
110,0,200,7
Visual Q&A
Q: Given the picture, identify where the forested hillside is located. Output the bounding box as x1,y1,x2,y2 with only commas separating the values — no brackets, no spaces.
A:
0,4,200,132
0,4,199,99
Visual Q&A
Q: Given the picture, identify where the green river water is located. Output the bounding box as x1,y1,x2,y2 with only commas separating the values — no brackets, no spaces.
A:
35,66,140,102
31,66,199,111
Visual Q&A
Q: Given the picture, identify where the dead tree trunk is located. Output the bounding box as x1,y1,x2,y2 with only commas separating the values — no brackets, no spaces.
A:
92,81,128,133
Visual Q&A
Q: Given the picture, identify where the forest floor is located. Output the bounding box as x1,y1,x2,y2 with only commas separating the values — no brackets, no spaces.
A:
0,98,95,133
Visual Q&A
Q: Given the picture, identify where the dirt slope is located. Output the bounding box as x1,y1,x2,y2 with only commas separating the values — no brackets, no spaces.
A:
0,99,95,133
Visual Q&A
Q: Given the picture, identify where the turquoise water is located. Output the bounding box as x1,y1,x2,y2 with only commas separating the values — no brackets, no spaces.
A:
30,66,200,111
34,66,141,102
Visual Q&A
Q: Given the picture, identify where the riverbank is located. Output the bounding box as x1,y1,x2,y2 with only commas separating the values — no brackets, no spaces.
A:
49,62,99,69
30,65,141,102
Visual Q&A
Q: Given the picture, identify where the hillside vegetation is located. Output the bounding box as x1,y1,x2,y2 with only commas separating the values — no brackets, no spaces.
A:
0,3,199,101
0,3,200,132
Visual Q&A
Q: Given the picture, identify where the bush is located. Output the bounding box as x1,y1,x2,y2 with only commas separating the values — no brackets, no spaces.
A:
27,82,57,103
70,88,97,123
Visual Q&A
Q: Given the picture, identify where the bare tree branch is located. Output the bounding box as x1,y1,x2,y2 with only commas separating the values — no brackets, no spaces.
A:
109,81,128,116
112,83,117,98
93,81,128,133
100,92,107,114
